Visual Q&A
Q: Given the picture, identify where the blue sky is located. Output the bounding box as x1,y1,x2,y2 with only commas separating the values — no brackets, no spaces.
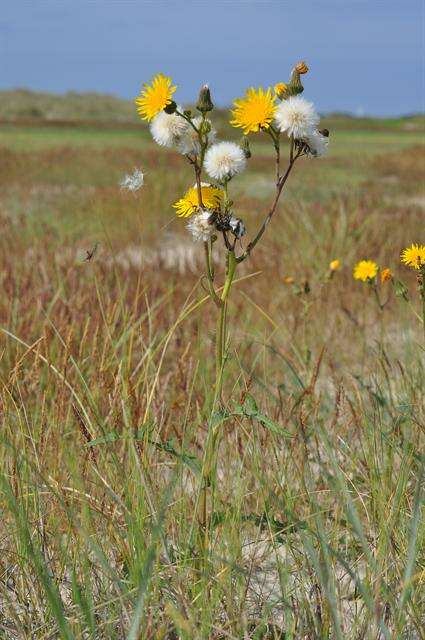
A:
2,0,424,115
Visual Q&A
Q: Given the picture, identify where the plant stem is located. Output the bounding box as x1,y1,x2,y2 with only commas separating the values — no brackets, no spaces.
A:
203,241,220,307
215,250,237,401
198,250,237,563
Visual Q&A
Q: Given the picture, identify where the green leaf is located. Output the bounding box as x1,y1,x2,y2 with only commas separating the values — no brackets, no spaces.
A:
255,413,292,438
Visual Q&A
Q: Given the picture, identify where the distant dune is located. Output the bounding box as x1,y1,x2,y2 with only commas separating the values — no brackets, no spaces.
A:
0,89,424,132
0,88,138,123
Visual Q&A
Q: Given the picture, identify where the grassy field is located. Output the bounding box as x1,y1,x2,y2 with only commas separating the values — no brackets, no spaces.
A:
0,105,424,639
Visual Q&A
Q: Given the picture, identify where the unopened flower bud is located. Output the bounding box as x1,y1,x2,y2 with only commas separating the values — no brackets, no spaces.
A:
241,136,251,159
196,84,214,113
294,61,309,75
163,100,177,115
287,70,304,97
274,82,288,100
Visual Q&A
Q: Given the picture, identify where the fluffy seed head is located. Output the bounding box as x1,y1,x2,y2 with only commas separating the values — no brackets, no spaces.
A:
204,142,246,181
177,116,216,156
187,209,215,241
275,96,319,139
304,129,329,158
150,108,188,148
120,168,144,192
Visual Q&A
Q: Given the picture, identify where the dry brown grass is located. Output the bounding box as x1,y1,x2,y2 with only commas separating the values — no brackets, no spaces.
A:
0,123,423,639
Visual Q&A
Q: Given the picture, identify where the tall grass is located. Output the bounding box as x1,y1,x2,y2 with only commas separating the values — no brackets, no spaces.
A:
0,122,423,638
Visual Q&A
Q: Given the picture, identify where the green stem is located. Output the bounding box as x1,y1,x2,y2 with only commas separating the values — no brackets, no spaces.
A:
198,250,237,562
203,241,220,307
422,290,425,346
215,250,237,400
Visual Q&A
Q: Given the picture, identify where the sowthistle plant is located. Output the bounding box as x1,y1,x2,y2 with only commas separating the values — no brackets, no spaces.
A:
128,62,329,559
132,63,328,398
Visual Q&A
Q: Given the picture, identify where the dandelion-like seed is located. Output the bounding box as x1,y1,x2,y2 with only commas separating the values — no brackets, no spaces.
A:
401,243,425,270
150,108,188,148
120,168,144,192
135,73,176,122
204,142,246,181
177,116,216,156
187,209,215,241
275,96,319,139
173,183,223,218
230,87,276,134
353,260,378,282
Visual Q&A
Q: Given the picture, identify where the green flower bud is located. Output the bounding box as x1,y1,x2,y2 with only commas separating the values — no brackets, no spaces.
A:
286,70,304,97
196,84,214,113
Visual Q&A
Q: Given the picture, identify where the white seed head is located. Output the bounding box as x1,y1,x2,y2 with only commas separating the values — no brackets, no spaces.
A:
187,209,215,242
177,116,216,156
304,129,329,158
120,168,144,192
150,107,188,148
204,141,246,181
275,96,319,139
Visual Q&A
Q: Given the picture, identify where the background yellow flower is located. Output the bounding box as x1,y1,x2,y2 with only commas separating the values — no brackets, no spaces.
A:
329,259,341,271
135,73,176,122
173,185,223,218
353,260,378,282
230,87,276,134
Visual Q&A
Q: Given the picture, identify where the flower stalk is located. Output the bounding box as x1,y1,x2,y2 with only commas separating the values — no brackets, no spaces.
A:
133,66,329,565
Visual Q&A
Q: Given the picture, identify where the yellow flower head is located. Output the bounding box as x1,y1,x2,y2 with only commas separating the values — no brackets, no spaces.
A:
284,276,295,284
274,82,288,99
380,268,392,283
353,260,378,282
230,87,277,134
173,184,223,218
329,259,341,272
135,73,176,122
400,243,425,270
